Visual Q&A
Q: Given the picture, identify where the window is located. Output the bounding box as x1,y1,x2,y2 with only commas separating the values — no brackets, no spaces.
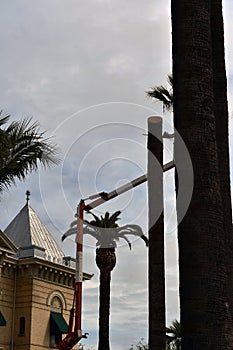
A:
50,333,62,348
0,311,6,327
50,312,68,348
48,292,68,348
19,317,25,335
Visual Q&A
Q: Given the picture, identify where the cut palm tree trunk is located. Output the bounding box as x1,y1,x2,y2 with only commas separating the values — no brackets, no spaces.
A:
96,248,116,350
148,116,166,350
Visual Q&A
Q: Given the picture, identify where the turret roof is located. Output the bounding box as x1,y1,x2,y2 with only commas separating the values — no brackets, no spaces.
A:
4,202,64,263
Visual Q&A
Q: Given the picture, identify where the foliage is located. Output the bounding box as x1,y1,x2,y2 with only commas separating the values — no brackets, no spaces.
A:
146,74,173,112
166,319,181,350
0,111,60,193
62,210,149,249
129,338,148,350
129,320,181,350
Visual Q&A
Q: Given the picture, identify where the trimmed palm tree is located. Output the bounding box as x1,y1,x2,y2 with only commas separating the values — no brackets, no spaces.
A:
63,210,148,350
0,112,59,193
166,320,181,350
146,74,173,112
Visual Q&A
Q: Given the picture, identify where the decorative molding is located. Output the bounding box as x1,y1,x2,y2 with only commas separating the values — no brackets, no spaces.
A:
46,290,67,311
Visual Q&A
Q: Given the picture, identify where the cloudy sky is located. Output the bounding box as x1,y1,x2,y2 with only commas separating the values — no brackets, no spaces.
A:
1,1,233,349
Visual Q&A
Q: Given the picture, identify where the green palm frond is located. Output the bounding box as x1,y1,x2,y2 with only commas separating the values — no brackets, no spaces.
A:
84,211,148,249
62,210,148,250
87,211,102,226
104,212,110,221
109,210,121,223
0,113,60,193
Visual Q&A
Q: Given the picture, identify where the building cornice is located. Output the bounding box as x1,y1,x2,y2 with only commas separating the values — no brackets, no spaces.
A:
1,254,93,286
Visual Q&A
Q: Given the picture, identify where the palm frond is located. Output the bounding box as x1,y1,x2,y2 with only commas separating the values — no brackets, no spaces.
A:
146,74,173,112
167,74,173,86
61,227,77,241
0,112,10,127
70,220,77,227
109,210,121,223
166,319,181,349
87,211,102,226
0,114,60,193
83,225,99,240
118,234,132,250
104,212,110,220
62,210,148,250
140,234,149,247
166,319,181,336
118,225,149,247
62,220,101,241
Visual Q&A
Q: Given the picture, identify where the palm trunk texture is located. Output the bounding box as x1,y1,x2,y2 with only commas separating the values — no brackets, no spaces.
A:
148,117,166,350
172,1,232,348
211,0,233,340
96,248,116,350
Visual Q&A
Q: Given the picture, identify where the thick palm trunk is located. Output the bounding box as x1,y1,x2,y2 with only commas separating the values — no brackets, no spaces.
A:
172,1,231,348
211,1,233,339
96,248,116,350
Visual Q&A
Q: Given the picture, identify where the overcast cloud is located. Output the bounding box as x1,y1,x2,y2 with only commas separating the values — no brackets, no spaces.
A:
0,1,233,349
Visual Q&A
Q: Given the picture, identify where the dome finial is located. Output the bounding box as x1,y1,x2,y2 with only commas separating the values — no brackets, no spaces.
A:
26,190,31,204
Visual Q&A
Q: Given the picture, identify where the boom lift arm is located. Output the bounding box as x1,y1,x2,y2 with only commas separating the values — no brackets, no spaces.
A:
59,200,88,350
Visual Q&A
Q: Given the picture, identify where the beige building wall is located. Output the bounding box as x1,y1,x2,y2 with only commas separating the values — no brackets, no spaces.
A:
0,268,15,350
29,278,74,350
0,256,91,350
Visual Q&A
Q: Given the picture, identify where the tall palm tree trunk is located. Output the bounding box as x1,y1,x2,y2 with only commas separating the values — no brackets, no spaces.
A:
172,1,230,348
99,269,111,350
96,248,116,350
211,1,233,339
148,117,165,350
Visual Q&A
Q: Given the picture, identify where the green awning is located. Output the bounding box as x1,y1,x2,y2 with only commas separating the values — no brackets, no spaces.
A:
50,312,68,334
0,312,6,326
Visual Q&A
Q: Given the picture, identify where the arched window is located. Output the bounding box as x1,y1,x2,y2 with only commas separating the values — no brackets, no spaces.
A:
48,293,68,348
46,290,67,311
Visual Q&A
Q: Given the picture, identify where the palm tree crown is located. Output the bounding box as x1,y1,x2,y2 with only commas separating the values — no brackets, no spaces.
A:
84,210,149,249
63,210,149,249
0,112,60,193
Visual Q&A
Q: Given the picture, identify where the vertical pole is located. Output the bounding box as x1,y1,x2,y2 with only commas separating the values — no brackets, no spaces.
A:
74,200,85,337
148,117,166,350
